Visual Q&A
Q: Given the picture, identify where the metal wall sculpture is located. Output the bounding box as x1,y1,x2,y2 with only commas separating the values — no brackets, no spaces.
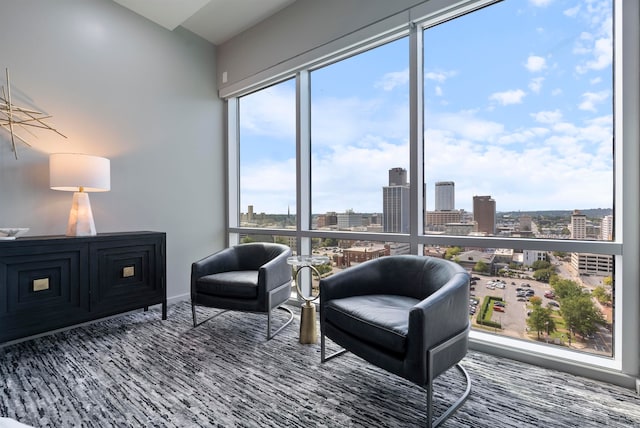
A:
0,68,66,159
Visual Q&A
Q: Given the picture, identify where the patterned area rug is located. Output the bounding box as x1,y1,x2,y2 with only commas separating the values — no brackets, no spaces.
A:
0,302,638,427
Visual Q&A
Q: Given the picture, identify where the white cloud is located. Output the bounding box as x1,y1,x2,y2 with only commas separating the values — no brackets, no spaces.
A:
579,91,610,112
424,70,458,83
574,6,613,74
529,0,553,6
497,127,549,145
551,88,563,96
489,89,527,106
430,111,504,143
531,109,563,124
435,86,443,96
525,55,547,72
424,107,612,211
375,68,409,91
564,5,580,17
529,77,544,94
590,77,602,85
239,84,296,138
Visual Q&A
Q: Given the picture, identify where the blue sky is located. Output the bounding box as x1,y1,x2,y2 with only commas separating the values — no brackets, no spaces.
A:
239,0,613,215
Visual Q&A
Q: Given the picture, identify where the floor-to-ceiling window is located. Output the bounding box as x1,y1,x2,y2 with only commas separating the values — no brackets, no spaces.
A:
238,79,296,233
310,38,410,235
227,0,636,386
422,0,615,357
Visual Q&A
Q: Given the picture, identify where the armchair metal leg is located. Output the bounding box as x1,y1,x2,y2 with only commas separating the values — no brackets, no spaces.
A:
427,363,471,428
267,305,294,340
320,331,348,363
191,304,230,328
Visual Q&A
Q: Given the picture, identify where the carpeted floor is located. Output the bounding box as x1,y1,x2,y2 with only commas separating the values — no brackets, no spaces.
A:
0,302,639,427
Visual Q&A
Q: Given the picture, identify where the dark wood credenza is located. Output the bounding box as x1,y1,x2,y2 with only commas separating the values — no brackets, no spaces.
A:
0,231,166,344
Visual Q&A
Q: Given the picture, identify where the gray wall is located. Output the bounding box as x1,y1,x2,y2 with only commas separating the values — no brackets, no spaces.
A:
217,0,445,96
0,0,225,302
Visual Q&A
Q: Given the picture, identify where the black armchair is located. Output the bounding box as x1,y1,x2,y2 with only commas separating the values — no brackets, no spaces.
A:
320,255,471,427
191,243,294,340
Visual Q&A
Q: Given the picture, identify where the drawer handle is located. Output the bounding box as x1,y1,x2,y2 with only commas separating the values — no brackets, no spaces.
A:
33,278,50,292
122,266,135,278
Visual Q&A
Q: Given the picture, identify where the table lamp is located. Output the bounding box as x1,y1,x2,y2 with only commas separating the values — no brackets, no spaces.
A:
49,153,110,236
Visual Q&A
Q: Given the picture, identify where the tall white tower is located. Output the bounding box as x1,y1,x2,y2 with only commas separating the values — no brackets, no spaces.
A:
570,210,587,239
601,214,613,240
435,181,455,211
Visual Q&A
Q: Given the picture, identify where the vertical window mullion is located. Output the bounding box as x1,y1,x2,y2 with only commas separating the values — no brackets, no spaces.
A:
410,23,424,254
227,97,240,245
297,71,311,256
618,0,640,378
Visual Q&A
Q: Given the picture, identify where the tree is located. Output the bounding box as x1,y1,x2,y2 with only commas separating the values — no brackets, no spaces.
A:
592,286,612,306
602,276,613,286
552,278,583,300
474,260,489,273
560,295,606,338
444,246,462,260
526,304,556,339
321,238,338,247
552,251,567,259
531,260,551,270
533,267,554,283
529,296,542,306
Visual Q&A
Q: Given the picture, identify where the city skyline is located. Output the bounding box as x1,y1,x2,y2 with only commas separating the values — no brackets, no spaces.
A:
239,0,613,215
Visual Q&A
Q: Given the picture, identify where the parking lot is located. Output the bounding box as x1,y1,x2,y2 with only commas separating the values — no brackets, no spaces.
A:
469,275,557,340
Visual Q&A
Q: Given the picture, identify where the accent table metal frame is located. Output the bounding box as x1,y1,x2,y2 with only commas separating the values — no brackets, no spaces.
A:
287,255,330,344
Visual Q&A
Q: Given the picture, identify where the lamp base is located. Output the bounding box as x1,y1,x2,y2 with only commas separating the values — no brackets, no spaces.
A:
299,301,318,344
66,191,97,236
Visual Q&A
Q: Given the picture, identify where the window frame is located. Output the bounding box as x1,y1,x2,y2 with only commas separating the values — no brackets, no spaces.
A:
226,0,639,388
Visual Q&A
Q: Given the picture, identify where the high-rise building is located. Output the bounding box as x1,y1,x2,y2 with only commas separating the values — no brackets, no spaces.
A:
388,167,407,186
383,167,410,233
570,209,587,239
601,214,613,240
337,211,363,229
435,181,455,211
473,195,496,235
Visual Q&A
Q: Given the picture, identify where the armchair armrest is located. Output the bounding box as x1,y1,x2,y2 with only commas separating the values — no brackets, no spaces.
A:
258,248,292,291
406,271,470,382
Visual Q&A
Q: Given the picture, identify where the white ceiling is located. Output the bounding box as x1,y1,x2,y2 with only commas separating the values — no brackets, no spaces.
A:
113,0,296,45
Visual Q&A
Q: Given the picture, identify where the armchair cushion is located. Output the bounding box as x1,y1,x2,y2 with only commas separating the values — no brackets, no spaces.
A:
324,295,419,354
196,271,259,299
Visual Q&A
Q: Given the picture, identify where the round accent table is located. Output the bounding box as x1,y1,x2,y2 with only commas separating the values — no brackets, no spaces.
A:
287,255,330,344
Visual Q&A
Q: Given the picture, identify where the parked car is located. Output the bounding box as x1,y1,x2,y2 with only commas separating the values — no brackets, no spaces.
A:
525,289,535,296
544,291,555,299
493,305,505,312
548,301,560,307
493,301,505,307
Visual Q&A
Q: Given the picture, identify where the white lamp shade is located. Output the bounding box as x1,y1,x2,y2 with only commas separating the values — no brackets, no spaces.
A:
49,153,110,192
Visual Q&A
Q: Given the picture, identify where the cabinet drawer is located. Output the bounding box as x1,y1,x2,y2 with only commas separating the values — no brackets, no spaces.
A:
90,237,164,316
0,245,89,342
